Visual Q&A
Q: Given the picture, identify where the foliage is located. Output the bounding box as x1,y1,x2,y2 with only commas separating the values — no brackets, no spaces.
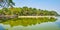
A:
0,6,58,16
0,0,15,8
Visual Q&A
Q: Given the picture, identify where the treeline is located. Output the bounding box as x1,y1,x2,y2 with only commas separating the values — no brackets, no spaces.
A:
0,6,58,16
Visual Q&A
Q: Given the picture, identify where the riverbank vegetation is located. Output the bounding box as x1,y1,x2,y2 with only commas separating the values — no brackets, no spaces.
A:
0,0,58,27
0,6,59,16
0,7,58,26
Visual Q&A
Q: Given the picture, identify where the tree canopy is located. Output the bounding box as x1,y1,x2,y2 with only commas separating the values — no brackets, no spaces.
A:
0,6,58,16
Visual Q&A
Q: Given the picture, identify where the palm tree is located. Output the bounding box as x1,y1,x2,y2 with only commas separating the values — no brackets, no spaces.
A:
0,0,15,8
0,0,15,19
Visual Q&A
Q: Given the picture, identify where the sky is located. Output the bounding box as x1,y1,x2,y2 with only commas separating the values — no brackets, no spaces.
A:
13,0,60,14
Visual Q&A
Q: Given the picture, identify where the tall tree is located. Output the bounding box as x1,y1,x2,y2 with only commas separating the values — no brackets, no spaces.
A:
0,0,15,15
0,0,15,8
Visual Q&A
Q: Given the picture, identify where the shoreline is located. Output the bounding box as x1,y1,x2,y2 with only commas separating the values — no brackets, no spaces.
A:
18,16,56,18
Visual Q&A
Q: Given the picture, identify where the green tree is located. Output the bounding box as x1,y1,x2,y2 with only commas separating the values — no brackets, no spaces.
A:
0,0,15,15
0,0,15,8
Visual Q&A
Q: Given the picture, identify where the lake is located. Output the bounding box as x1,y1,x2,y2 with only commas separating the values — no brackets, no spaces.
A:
0,17,60,30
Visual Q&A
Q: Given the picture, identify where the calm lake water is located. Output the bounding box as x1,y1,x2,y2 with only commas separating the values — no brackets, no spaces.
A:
0,17,60,30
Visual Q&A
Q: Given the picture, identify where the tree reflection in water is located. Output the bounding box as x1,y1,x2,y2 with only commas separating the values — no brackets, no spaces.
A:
2,17,57,27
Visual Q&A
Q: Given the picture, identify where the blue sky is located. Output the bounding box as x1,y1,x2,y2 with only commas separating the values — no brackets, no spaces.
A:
13,0,60,14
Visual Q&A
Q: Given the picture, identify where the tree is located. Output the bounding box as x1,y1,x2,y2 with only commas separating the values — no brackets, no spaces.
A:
0,0,15,8
0,0,15,15
49,11,58,16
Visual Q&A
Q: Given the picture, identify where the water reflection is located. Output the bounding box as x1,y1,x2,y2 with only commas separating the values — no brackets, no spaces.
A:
0,17,60,30
55,17,60,28
2,17,56,27
0,24,5,30
11,22,60,30
3,22,60,30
